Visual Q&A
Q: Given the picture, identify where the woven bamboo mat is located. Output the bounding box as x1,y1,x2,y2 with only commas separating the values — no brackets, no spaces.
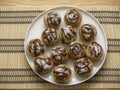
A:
0,5,120,89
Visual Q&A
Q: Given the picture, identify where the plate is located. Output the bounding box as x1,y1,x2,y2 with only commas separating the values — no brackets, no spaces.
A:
24,6,108,86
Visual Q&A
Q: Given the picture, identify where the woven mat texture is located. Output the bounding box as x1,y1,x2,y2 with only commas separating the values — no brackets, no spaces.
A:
0,6,120,89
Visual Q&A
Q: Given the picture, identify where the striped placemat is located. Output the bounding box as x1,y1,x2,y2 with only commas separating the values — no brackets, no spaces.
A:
0,6,120,89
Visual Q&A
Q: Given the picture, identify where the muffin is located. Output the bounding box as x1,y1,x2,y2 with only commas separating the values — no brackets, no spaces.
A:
34,55,53,74
53,64,71,83
86,42,103,61
41,28,58,46
64,8,82,27
60,26,77,44
50,46,68,65
27,39,46,56
68,41,86,59
44,10,61,28
74,58,93,76
79,24,97,41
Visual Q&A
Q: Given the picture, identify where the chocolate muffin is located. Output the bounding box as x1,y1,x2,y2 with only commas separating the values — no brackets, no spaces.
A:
86,42,103,61
34,55,53,74
44,10,61,28
41,28,58,46
79,24,97,41
53,64,71,83
74,58,93,76
68,41,86,59
60,26,77,44
50,46,68,65
64,8,82,27
27,39,46,56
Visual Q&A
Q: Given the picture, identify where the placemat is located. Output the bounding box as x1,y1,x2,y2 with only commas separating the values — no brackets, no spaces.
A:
0,5,120,89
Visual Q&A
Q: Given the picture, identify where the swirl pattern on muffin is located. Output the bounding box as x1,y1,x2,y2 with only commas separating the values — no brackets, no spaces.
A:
34,56,53,74
64,8,82,27
60,26,77,44
53,64,71,83
42,28,58,46
50,46,68,65
79,24,97,41
44,11,61,28
27,39,46,56
86,42,103,61
74,58,93,76
68,41,85,59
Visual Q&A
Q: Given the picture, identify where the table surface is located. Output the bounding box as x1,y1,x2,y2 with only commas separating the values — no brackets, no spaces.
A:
0,0,119,6
0,0,119,90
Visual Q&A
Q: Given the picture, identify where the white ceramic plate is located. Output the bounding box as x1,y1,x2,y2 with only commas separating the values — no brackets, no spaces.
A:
24,6,108,86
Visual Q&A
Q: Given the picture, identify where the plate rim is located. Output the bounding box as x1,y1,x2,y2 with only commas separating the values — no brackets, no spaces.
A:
24,5,108,86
